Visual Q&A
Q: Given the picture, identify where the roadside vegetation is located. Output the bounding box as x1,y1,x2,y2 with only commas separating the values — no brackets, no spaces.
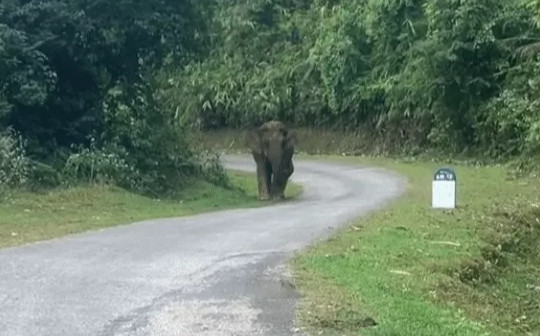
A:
3,0,540,200
0,0,215,198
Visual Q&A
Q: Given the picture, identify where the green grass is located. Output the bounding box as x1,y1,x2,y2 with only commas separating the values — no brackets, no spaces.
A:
291,155,540,336
0,170,302,249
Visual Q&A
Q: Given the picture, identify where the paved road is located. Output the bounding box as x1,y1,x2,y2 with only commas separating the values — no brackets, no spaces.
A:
0,155,406,336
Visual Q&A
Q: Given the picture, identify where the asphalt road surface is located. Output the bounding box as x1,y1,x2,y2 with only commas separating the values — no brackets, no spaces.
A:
0,155,406,336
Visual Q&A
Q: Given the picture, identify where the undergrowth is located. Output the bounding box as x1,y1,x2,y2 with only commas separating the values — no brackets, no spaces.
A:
440,200,540,335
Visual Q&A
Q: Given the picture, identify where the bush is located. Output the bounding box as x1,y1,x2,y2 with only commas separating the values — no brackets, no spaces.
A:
0,129,29,195
475,58,540,159
197,150,232,188
101,79,199,196
27,161,61,190
476,90,539,158
63,142,139,189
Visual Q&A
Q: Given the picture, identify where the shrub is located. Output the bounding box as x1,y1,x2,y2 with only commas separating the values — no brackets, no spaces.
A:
0,129,29,196
27,161,61,190
63,142,139,189
101,79,199,196
197,150,232,188
475,58,540,159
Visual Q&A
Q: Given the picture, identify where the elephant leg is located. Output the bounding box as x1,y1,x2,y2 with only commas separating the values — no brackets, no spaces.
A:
254,154,271,201
269,172,280,200
270,160,293,200
271,184,285,200
270,175,285,200
280,179,289,197
277,160,294,200
265,160,273,195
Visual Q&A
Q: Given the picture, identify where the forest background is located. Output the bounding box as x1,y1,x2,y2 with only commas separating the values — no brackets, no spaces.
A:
3,0,540,193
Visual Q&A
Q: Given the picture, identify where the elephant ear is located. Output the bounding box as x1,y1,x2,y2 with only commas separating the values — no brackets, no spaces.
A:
244,129,262,154
284,130,297,150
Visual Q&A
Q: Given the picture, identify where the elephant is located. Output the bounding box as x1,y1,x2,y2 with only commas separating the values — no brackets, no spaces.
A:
245,120,297,201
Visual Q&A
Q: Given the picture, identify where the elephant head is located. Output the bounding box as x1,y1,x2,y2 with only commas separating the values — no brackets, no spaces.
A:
245,120,297,201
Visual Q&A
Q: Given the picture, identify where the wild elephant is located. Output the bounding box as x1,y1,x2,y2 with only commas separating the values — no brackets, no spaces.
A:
244,120,297,201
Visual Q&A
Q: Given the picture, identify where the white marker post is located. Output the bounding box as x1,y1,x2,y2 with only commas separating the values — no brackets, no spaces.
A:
432,168,456,209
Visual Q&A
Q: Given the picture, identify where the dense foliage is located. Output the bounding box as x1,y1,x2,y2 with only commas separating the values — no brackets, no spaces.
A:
162,0,540,158
2,0,540,194
0,0,216,194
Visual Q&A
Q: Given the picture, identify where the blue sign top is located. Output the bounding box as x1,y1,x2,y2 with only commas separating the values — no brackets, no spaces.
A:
434,168,456,181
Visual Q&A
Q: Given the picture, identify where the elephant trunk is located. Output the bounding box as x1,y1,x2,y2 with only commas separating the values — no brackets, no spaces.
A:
270,154,294,200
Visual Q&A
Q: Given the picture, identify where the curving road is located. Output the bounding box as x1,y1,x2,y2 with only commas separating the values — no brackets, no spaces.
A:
0,155,406,336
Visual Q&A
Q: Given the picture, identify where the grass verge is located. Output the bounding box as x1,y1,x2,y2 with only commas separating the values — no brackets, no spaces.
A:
292,155,540,336
0,170,303,249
